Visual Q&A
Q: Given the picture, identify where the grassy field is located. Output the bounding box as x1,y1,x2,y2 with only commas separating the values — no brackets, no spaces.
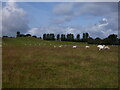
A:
2,37,118,88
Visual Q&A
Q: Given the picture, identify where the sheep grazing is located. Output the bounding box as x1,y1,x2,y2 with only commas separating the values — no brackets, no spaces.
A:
85,46,90,49
97,45,102,48
97,45,110,50
104,46,110,50
59,45,62,48
54,46,56,48
97,45,105,50
73,46,77,49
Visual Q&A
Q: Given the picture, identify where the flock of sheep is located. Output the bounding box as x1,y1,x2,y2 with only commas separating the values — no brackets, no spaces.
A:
23,43,110,50
2,42,110,50
54,44,110,50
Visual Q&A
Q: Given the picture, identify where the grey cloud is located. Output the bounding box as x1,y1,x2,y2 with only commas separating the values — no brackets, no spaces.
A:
52,15,73,24
28,17,117,39
75,2,117,16
53,3,74,15
51,2,118,38
99,18,108,25
52,2,118,24
2,2,29,36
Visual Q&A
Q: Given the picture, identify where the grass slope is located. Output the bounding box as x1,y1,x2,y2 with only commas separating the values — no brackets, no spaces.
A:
2,37,118,88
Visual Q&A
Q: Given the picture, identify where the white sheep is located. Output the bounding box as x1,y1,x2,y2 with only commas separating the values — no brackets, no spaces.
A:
104,46,110,50
59,45,62,48
54,46,56,48
97,45,105,50
73,46,77,48
97,45,102,47
85,46,90,49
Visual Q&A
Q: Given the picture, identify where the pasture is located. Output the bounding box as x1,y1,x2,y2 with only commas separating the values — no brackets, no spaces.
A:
2,37,118,88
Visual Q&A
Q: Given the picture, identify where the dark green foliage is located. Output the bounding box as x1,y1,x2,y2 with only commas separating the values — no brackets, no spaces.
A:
3,36,8,37
83,33,86,41
43,34,47,40
88,37,103,44
50,33,55,40
86,33,89,39
61,34,66,41
26,34,31,37
57,34,60,40
46,34,50,40
108,34,117,40
66,34,74,41
87,34,120,45
43,33,55,40
16,31,20,37
82,33,89,42
32,36,37,38
20,34,26,37
87,37,94,44
76,34,80,41
94,37,102,44
103,34,118,45
15,32,120,45
16,31,26,37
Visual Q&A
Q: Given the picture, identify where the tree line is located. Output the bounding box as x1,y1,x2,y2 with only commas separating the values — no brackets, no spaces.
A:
43,33,89,42
3,31,120,45
87,34,119,45
42,33,119,45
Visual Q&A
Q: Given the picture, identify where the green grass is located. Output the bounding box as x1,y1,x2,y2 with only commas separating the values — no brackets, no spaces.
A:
2,37,118,88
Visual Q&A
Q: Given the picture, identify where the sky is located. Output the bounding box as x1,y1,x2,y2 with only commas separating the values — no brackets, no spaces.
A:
2,0,119,38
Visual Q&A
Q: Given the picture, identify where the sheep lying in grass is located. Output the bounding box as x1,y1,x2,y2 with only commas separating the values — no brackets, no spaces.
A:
85,46,90,49
73,46,77,48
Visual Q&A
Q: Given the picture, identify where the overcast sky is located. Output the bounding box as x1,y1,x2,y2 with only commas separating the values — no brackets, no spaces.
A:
2,1,118,38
